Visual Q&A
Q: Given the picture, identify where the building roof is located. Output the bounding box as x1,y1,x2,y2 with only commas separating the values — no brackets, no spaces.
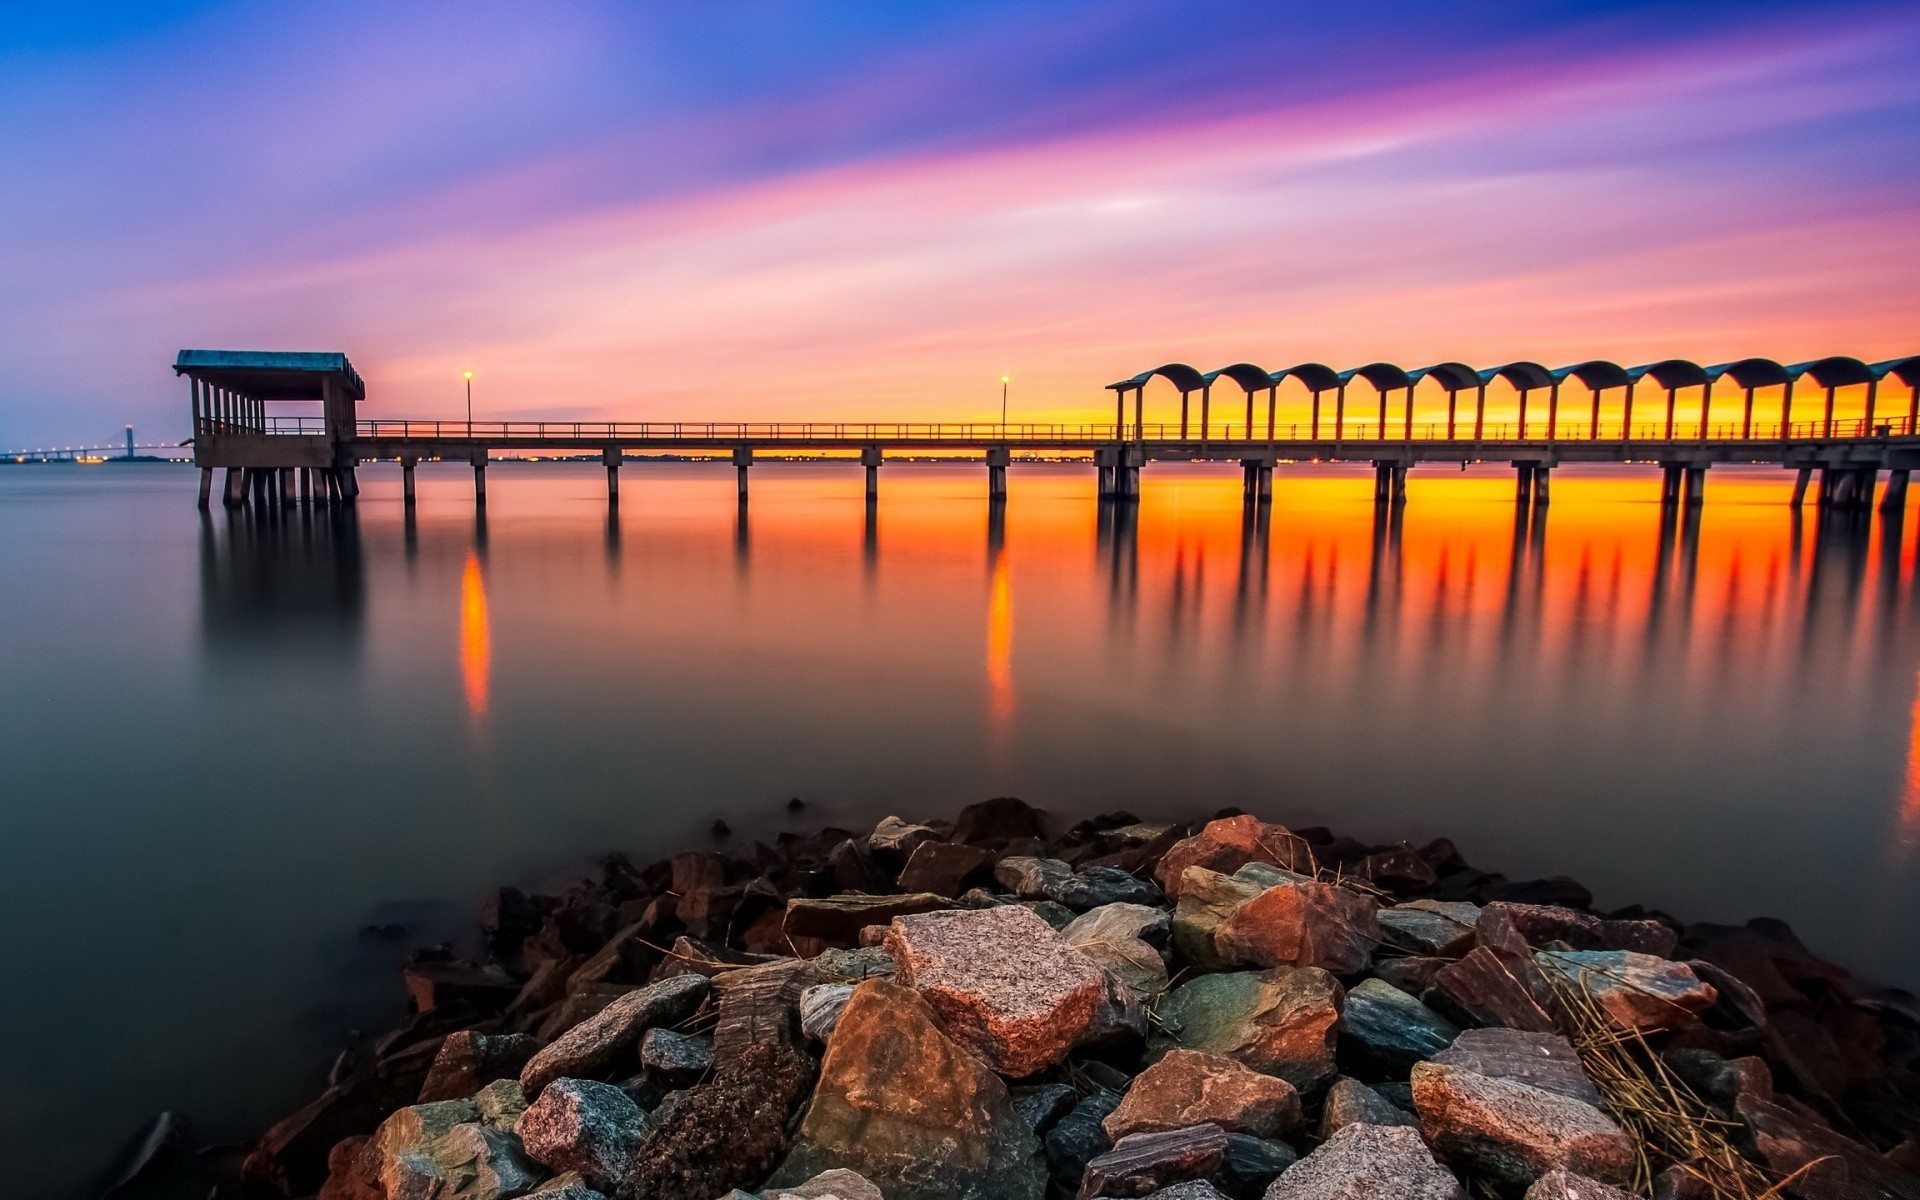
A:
173,349,364,402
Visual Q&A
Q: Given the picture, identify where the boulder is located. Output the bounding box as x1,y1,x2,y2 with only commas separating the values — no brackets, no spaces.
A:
520,974,709,1096
418,1032,540,1103
1087,963,1153,1046
1432,1030,1600,1106
517,1078,649,1193
1152,969,1344,1093
1484,903,1678,958
952,796,1049,844
1534,951,1715,1032
884,905,1105,1076
1524,1169,1639,1200
1357,846,1440,894
868,816,942,862
1427,947,1559,1034
1078,1123,1232,1199
1373,957,1451,997
806,946,896,982
474,1079,528,1132
1410,1061,1634,1188
997,857,1161,910
783,894,955,947
1066,903,1173,1000
1172,866,1309,969
638,1028,713,1088
800,982,857,1043
1378,902,1481,958
1263,1122,1462,1200
1216,881,1381,975
403,960,521,1015
415,1122,543,1199
1221,1134,1299,1198
897,840,994,896
1320,1077,1418,1137
768,1167,890,1200
1048,1089,1124,1183
1339,978,1460,1075
1155,816,1315,897
1734,1092,1920,1200
1148,1183,1232,1200
526,1174,608,1199
1104,1049,1302,1141
1012,1082,1081,1136
771,979,1045,1200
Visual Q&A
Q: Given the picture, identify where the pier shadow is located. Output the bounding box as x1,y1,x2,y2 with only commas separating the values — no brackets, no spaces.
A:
198,504,365,665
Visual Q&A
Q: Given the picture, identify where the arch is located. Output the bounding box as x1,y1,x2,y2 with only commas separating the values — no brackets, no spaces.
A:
1337,363,1415,440
1266,363,1344,439
1551,362,1630,440
1477,362,1554,438
1409,362,1479,439
1876,357,1920,434
1625,360,1708,440
1787,356,1875,436
1205,363,1277,441
1705,359,1789,439
1105,363,1208,439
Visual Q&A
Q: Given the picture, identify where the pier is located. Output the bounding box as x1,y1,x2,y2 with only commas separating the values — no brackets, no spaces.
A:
176,349,1920,515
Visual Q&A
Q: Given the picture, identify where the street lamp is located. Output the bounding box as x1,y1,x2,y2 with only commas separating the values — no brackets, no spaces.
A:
463,370,475,429
1001,375,1010,428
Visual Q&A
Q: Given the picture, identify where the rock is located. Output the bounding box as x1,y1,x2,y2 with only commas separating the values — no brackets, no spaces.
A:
527,1174,609,1199
1220,1134,1299,1199
771,978,1045,1200
371,1101,540,1200
1661,1047,1773,1110
800,982,857,1042
885,905,1106,1076
828,838,888,894
419,1032,540,1103
1087,963,1153,1045
639,1028,713,1088
1078,1123,1232,1199
1216,880,1381,975
808,945,897,981
1485,903,1678,959
1066,903,1173,1000
1050,1089,1124,1182
535,987,634,1042
1410,1061,1634,1188
1524,1169,1639,1200
1027,899,1078,929
1373,957,1451,997
1357,845,1440,894
1488,879,1593,910
952,796,1049,843
768,1167,890,1199
1149,1183,1232,1200
868,815,942,861
1155,816,1315,897
1173,867,1302,970
1432,1029,1601,1106
997,857,1162,910
103,1111,183,1198
1734,1092,1920,1200
1105,1049,1302,1141
1263,1122,1462,1200
1012,1082,1081,1135
1339,977,1460,1075
1427,947,1559,1034
520,974,710,1096
1320,1077,1418,1137
1534,951,1715,1032
1152,969,1344,1093
517,1078,650,1193
1378,902,1481,958
427,1122,544,1199
474,1079,527,1132
403,960,521,1015
897,840,994,896
783,893,956,946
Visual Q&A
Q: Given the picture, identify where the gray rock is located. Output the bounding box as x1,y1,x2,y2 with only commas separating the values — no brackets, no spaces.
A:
1524,1168,1640,1200
1151,968,1344,1093
1377,902,1481,958
1432,1029,1601,1106
1411,1061,1634,1188
527,1172,610,1199
1078,1123,1232,1199
638,1027,712,1088
800,982,858,1042
516,1078,650,1193
473,1079,527,1132
1064,902,1172,948
370,1100,480,1199
1066,903,1174,1000
1027,900,1078,929
1263,1122,1461,1200
1047,1090,1123,1183
419,1031,541,1103
1149,1184,1232,1199
1320,1077,1418,1138
997,856,1161,910
808,946,897,981
868,815,941,860
1171,867,1288,970
768,1167,889,1199
519,974,710,1096
417,1122,543,1200
1221,1134,1299,1198
1012,1081,1081,1136
1338,977,1460,1074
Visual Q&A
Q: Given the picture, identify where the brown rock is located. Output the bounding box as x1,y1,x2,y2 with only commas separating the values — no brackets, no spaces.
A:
1151,968,1344,1093
1534,951,1715,1032
1735,1093,1920,1200
770,978,1045,1200
1172,867,1279,970
520,973,710,1097
896,840,994,896
1433,1029,1600,1106
403,960,520,1014
1319,1077,1418,1138
1155,816,1314,898
1428,947,1560,1033
885,904,1105,1077
317,1136,379,1200
1411,1061,1634,1188
1077,1123,1231,1200
867,816,942,862
1524,1169,1640,1200
951,796,1049,844
1266,1122,1463,1200
417,1031,539,1103
783,893,955,947
1374,957,1451,996
1358,845,1440,894
1485,903,1678,958
1104,1049,1301,1141
1216,880,1381,975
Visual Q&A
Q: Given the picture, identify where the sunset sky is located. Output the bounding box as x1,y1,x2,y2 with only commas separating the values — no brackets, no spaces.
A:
1,0,1916,444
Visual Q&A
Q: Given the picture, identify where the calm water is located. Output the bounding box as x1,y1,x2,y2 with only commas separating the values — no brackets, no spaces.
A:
4,459,1919,1193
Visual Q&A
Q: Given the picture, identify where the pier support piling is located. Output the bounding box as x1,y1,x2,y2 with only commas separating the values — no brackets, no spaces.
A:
401,457,417,506
861,445,882,502
471,451,487,507
280,468,296,506
197,468,213,510
1515,463,1536,506
1659,464,1683,507
986,446,1010,501
603,446,621,504
1531,465,1550,506
1882,469,1910,515
1682,466,1705,507
733,446,752,502
299,468,312,505
1790,467,1812,507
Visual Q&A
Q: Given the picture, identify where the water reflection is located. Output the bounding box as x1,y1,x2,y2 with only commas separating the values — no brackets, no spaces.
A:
197,504,364,662
461,550,490,722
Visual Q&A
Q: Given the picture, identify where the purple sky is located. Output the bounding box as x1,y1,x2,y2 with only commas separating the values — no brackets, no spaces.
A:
1,1,1916,444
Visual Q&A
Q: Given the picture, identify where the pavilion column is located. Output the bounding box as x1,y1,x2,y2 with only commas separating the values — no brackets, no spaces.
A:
1664,387,1677,440
1474,384,1487,441
1699,380,1713,438
1267,386,1277,440
1546,382,1560,441
1623,380,1636,439
1517,388,1529,439
1590,386,1602,440
1742,386,1755,440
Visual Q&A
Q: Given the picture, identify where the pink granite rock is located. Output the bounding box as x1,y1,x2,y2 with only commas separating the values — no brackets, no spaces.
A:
1215,880,1380,975
1154,816,1315,898
885,905,1104,1077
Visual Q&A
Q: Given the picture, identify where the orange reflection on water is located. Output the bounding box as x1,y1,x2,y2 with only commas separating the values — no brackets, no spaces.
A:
987,548,1014,725
461,551,490,720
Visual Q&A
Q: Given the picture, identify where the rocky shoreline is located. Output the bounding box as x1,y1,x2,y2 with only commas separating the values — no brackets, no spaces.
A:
214,801,1917,1200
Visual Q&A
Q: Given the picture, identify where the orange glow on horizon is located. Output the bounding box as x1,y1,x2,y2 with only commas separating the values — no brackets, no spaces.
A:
461,551,491,720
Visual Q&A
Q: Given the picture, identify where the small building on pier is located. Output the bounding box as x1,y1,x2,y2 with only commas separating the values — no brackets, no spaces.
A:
175,349,364,506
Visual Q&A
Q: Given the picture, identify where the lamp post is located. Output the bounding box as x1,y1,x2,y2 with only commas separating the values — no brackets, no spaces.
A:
1001,375,1010,429
463,370,475,430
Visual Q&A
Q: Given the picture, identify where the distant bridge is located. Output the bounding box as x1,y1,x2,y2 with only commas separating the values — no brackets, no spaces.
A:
174,349,1920,515
4,442,186,463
